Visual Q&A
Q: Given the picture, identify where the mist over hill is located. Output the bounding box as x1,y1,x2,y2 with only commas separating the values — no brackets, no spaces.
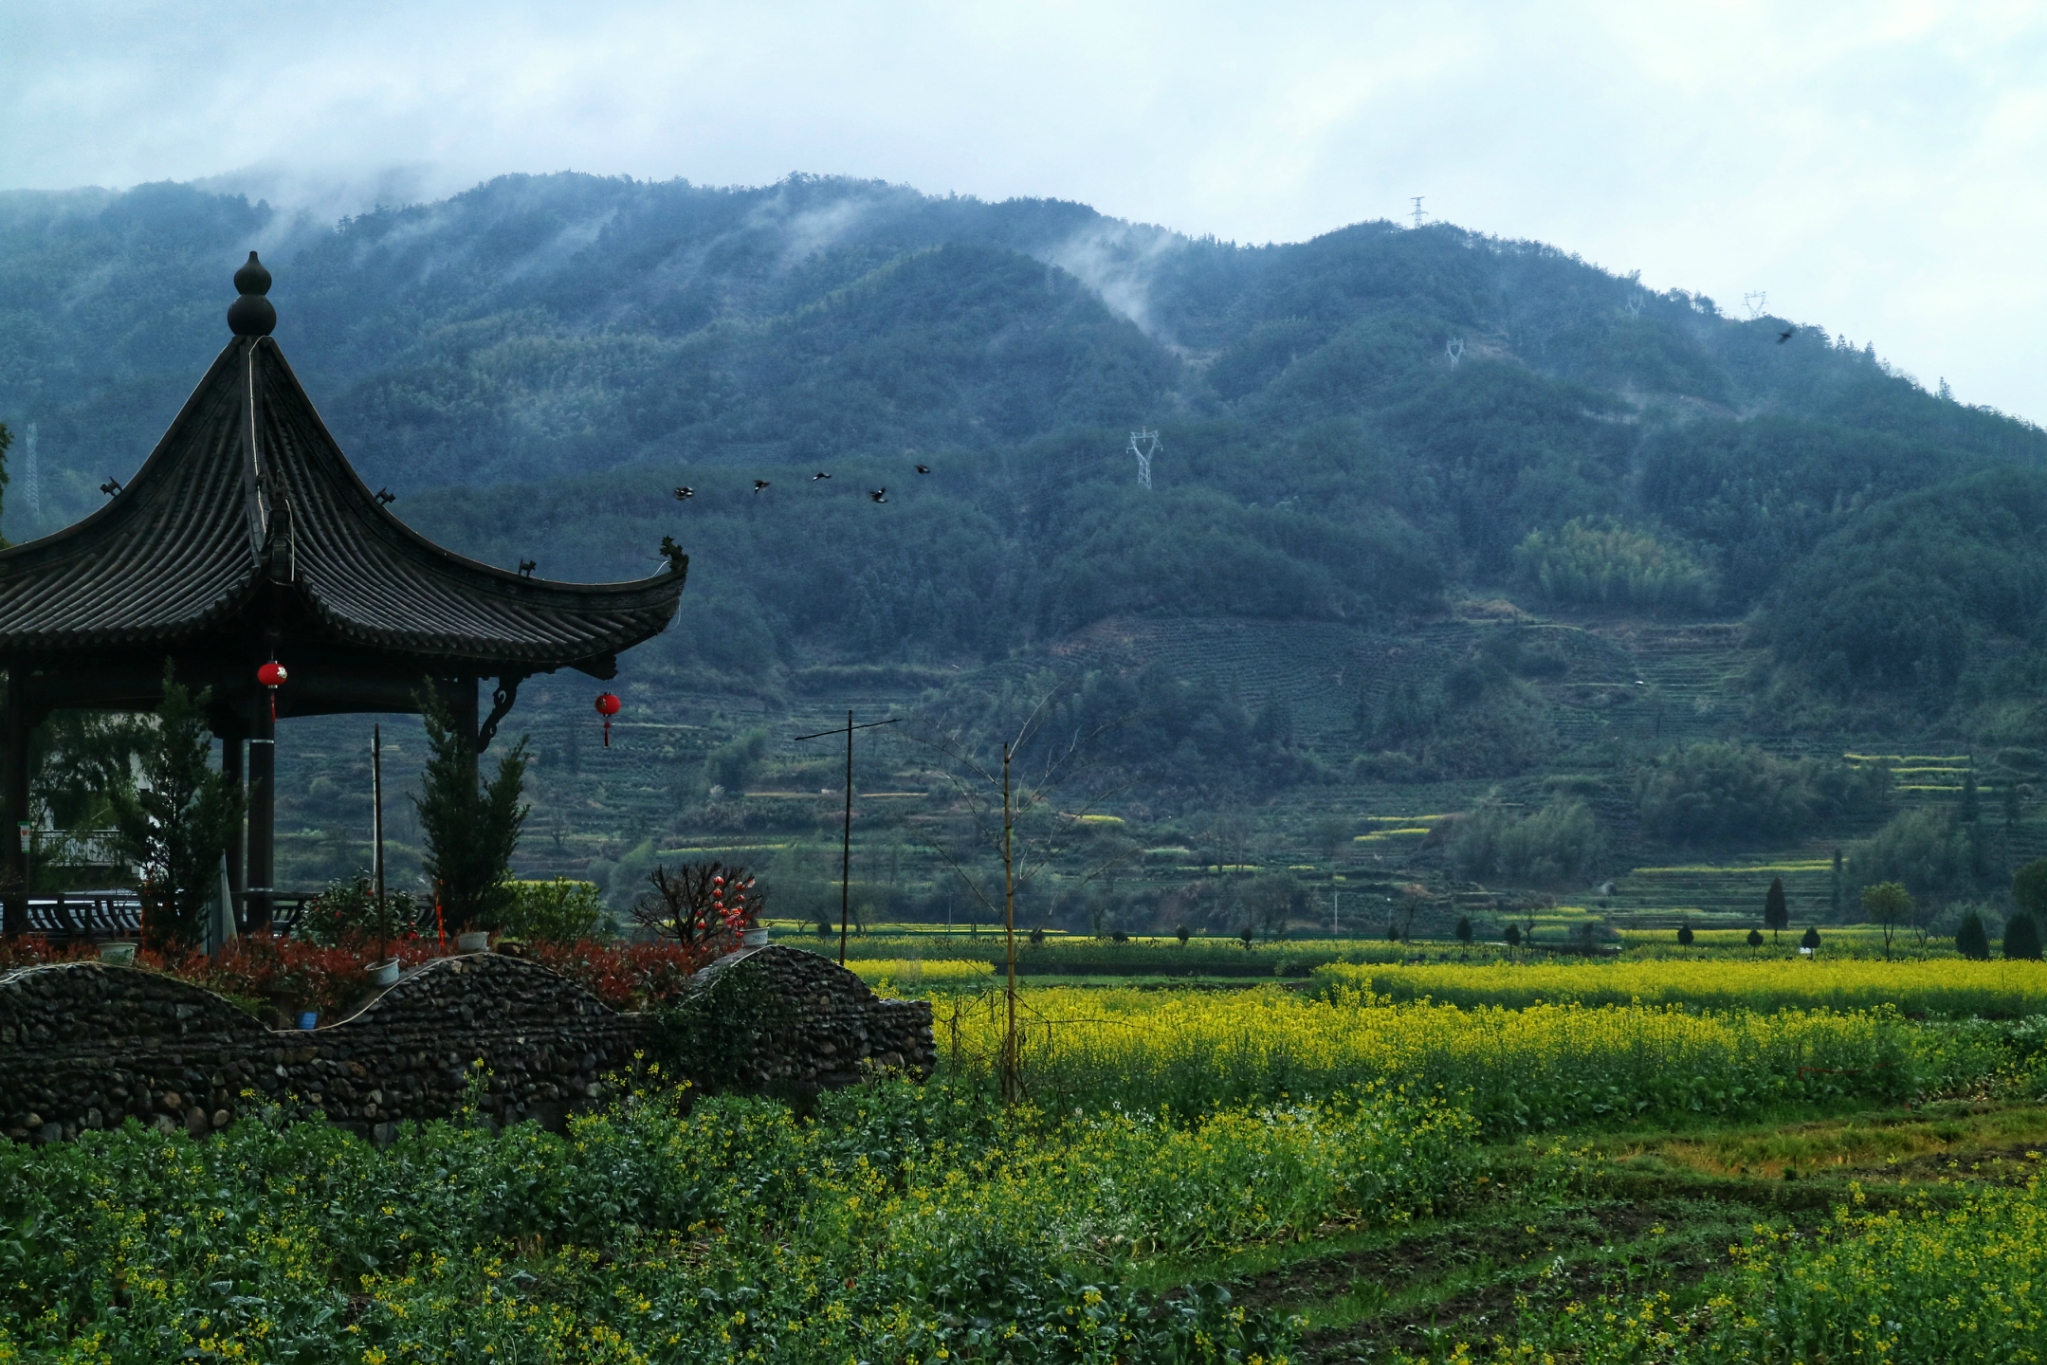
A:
8,170,2047,925
6,173,2044,724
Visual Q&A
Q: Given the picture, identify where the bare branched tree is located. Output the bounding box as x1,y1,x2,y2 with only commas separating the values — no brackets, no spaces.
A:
633,860,755,949
903,684,1142,1104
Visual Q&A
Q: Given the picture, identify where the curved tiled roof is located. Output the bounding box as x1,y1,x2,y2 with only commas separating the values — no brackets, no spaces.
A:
0,336,683,672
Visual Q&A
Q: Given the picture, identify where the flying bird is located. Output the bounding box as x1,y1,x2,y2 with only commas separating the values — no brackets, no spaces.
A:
869,488,888,503
753,480,771,494
100,477,122,496
674,486,694,500
812,471,831,481
915,464,931,474
1777,327,1795,345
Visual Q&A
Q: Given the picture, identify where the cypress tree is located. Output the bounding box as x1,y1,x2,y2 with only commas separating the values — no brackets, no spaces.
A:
2006,914,2044,961
415,684,530,934
1677,923,1694,946
2015,859,2047,922
1746,927,1764,948
1455,914,1474,945
1764,876,1789,941
1801,925,1822,951
1956,910,1990,960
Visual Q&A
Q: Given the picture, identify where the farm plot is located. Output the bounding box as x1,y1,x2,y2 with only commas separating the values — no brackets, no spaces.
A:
1316,956,2047,1018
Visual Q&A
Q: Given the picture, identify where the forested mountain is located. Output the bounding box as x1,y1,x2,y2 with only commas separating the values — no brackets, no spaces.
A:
3,170,2046,916
4,170,2046,756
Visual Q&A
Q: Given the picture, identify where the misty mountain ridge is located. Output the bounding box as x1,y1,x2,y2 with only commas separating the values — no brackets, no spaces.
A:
4,171,2047,736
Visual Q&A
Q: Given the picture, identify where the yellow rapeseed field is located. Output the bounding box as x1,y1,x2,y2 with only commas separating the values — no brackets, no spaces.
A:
1451,1180,2047,1361
1316,956,2047,1017
844,958,994,990
928,984,1995,1130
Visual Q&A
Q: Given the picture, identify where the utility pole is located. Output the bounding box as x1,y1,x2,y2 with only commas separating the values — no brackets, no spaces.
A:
795,711,898,965
372,723,387,960
21,424,37,528
1002,739,1018,1105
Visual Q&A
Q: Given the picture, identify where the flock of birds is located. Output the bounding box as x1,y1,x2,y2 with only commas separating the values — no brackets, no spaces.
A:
672,462,934,506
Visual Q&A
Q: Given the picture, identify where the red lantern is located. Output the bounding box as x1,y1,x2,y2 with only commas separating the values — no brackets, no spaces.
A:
257,661,287,721
594,691,621,747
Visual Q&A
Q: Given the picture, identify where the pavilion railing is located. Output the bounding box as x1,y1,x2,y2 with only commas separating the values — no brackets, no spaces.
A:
19,892,319,944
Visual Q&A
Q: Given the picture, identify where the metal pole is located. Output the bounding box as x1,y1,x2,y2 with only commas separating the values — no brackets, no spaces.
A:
372,723,385,956
840,709,853,966
1002,740,1017,1105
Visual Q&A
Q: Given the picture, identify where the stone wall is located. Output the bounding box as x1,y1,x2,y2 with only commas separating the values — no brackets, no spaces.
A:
670,945,937,1099
0,944,933,1143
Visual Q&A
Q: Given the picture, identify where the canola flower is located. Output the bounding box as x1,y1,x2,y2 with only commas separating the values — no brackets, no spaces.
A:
843,958,993,990
930,984,2010,1130
1315,957,2047,1019
0,1078,1474,1362
1433,1178,2047,1363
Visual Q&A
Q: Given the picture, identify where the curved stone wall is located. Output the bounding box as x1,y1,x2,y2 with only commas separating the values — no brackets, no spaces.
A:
0,945,934,1143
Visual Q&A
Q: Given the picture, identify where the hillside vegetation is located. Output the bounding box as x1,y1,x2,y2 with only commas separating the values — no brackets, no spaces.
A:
6,172,2047,920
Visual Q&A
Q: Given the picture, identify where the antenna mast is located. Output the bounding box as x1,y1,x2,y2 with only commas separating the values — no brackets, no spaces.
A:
22,424,37,526
1128,429,1159,490
1410,196,1428,229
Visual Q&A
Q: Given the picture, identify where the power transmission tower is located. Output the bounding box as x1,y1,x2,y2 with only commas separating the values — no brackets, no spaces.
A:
1410,196,1428,229
21,423,37,525
1743,291,1768,319
1445,337,1466,367
1128,429,1159,490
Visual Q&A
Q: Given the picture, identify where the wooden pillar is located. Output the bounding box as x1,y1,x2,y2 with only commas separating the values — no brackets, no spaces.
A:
1,678,25,939
221,728,246,932
246,693,275,933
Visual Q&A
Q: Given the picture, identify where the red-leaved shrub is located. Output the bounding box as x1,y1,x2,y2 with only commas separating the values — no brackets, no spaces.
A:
0,931,722,1017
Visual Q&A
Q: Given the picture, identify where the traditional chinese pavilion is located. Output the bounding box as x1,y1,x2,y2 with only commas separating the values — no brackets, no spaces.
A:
0,254,686,935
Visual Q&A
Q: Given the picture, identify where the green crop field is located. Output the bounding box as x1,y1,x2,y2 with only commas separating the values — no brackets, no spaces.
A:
16,959,2047,1361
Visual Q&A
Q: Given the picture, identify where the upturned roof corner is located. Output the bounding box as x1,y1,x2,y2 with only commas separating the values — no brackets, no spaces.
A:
0,260,685,680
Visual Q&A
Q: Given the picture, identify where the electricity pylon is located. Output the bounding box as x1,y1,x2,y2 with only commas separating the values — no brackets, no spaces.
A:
1128,429,1159,489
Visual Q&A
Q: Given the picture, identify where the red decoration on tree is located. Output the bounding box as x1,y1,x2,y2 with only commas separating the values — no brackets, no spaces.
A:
594,692,621,747
257,661,287,721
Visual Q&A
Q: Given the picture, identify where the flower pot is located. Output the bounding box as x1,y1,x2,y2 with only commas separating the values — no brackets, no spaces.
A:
98,941,137,966
741,926,771,949
456,930,490,953
368,959,401,987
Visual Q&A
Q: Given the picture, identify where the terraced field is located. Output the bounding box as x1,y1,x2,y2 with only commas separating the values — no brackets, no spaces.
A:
244,613,2047,944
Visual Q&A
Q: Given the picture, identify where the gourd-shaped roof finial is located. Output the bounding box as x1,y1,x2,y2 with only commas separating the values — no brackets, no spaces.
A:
227,251,276,337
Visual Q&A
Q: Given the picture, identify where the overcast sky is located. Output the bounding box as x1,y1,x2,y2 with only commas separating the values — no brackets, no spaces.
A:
4,1,2044,421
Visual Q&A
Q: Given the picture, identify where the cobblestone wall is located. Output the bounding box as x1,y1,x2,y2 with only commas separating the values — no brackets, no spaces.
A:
0,944,933,1143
